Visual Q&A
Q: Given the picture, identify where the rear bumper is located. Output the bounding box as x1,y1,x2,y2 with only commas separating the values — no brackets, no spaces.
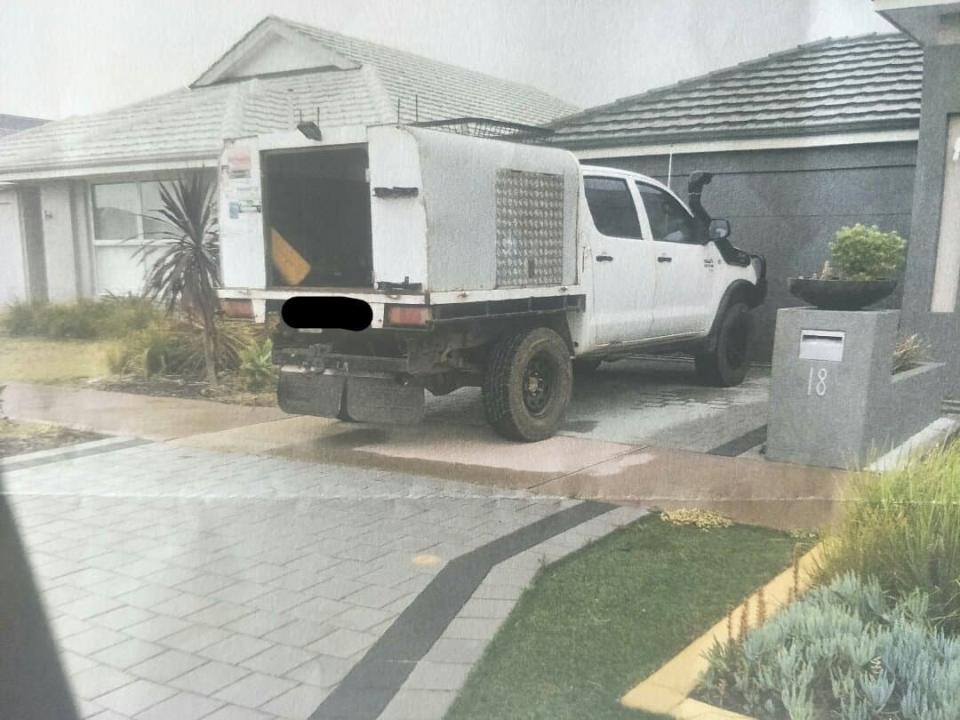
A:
278,368,424,424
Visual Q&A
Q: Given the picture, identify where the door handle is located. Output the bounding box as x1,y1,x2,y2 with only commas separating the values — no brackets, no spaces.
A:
595,254,614,262
657,255,673,263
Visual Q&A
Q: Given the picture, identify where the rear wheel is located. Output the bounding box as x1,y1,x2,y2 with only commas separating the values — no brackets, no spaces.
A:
482,327,573,442
695,302,751,387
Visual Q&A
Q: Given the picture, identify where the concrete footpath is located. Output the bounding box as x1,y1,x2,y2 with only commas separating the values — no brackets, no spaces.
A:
2,382,846,529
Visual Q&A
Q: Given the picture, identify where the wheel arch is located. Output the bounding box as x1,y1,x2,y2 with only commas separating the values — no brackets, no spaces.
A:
480,313,575,356
704,280,760,349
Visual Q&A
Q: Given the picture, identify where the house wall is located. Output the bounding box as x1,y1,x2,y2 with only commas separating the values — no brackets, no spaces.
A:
589,142,917,361
0,189,27,305
900,43,960,400
19,187,47,302
39,182,80,302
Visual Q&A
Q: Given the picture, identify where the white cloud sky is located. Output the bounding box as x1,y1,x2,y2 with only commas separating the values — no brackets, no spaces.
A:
0,0,894,120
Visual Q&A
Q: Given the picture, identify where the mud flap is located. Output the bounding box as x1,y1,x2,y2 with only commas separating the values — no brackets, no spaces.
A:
277,371,424,424
343,377,424,424
278,371,344,417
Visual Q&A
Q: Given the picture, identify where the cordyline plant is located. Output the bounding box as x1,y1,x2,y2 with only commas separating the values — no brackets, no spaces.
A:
137,174,220,385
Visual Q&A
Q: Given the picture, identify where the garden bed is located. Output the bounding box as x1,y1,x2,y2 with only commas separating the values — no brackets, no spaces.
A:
678,441,960,720
0,418,104,458
89,376,277,407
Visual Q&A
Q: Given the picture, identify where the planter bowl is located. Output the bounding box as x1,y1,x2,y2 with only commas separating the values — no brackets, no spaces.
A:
788,278,897,311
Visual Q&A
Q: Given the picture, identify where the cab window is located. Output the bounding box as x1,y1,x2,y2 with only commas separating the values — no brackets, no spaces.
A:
584,176,643,239
636,182,698,244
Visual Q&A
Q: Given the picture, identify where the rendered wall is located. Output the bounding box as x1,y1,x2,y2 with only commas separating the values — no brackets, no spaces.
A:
591,143,917,361
767,308,944,469
900,44,960,400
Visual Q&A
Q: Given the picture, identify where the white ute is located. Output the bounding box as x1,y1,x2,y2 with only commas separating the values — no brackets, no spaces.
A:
218,124,767,441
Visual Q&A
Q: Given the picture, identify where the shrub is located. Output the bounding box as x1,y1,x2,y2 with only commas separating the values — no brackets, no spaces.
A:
700,573,960,720
820,442,960,632
3,300,42,336
107,317,265,380
830,224,906,281
107,320,187,377
893,334,929,373
2,295,162,339
239,338,277,392
95,294,164,338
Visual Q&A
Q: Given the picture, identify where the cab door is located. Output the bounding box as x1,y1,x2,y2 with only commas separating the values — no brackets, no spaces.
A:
585,176,656,345
635,181,716,336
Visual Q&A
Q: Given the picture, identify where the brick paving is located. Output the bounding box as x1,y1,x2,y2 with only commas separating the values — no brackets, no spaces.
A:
3,443,643,719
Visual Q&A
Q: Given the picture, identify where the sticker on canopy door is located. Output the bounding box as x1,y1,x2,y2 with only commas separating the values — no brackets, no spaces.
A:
225,178,262,218
225,146,252,179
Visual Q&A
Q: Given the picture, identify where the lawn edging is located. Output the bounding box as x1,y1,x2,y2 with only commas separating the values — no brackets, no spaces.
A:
619,543,824,719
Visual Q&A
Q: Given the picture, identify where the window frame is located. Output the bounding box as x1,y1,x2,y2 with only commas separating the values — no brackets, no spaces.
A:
583,175,644,240
634,181,699,245
89,178,179,247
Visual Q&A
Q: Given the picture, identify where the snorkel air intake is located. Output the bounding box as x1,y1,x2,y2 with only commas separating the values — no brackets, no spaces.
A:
687,170,714,234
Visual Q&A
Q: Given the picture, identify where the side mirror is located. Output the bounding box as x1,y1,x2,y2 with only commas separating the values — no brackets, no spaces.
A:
708,218,731,241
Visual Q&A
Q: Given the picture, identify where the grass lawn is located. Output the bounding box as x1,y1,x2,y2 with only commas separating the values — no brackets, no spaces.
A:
0,333,113,384
446,516,799,720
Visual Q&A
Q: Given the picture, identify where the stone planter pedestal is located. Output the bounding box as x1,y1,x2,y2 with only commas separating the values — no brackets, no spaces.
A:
767,308,944,469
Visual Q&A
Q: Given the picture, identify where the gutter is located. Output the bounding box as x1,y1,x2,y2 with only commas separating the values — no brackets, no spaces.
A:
0,153,219,183
567,128,920,160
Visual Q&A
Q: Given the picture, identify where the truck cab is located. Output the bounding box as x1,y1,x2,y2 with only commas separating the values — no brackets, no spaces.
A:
218,125,765,441
578,167,761,358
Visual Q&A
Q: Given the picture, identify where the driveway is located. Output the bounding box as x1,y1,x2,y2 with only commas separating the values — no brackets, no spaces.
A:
423,356,770,452
2,440,642,720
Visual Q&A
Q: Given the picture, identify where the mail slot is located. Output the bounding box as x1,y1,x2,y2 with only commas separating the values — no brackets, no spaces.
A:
799,329,845,362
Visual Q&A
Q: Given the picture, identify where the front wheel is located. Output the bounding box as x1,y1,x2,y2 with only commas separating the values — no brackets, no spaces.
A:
695,302,751,387
482,327,573,442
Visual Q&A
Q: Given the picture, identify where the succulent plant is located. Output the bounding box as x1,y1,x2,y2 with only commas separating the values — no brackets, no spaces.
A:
699,574,960,720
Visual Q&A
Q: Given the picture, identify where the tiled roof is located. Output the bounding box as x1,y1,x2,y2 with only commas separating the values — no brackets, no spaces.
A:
276,17,578,125
0,68,390,175
0,17,577,178
545,33,922,149
0,114,48,138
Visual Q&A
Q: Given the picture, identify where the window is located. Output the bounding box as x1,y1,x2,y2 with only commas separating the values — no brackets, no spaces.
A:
584,176,643,239
91,180,179,296
92,183,140,241
636,182,697,244
92,181,169,241
139,181,169,238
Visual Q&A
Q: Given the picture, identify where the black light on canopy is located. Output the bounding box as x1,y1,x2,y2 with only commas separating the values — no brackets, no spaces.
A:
297,108,322,141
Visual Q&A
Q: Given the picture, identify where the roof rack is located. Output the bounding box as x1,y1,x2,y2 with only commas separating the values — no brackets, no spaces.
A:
411,117,554,142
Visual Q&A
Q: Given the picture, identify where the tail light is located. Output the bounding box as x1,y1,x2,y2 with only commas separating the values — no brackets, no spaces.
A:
385,304,431,327
221,299,254,319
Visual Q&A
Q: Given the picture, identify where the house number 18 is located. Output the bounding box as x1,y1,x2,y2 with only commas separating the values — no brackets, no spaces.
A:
807,367,828,396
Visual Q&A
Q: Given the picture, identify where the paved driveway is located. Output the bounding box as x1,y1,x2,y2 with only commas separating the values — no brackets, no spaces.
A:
424,356,770,451
3,441,641,720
